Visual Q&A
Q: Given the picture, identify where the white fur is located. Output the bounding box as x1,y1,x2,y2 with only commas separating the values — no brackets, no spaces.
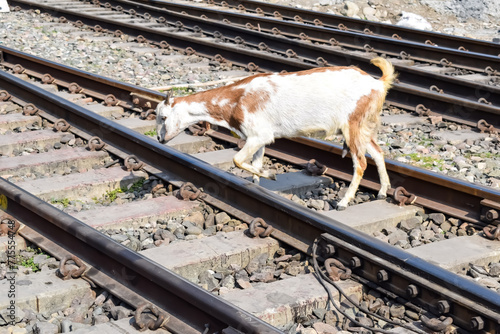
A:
156,62,393,210
238,71,382,139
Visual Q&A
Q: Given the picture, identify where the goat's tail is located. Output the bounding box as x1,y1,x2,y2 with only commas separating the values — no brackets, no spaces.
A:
371,57,397,93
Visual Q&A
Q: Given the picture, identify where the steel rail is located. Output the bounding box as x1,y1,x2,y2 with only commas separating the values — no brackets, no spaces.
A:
126,0,500,72
1,68,500,331
0,46,163,110
208,130,500,225
16,225,204,334
7,0,309,71
9,0,500,128
0,72,282,334
2,45,498,224
83,0,500,111
193,0,500,56
0,180,281,334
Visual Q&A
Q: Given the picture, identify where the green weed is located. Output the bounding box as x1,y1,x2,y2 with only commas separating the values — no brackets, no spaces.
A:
92,179,145,204
463,152,500,159
405,153,445,170
128,179,145,193
17,247,47,272
170,86,195,96
144,129,157,137
50,198,71,208
417,137,434,147
20,257,41,272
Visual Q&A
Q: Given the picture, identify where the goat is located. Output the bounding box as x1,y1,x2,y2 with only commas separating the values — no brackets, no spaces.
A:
155,57,397,210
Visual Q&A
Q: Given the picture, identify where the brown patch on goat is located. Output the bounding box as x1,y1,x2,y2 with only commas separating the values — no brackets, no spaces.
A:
240,89,272,113
356,163,365,177
171,73,273,130
171,66,370,132
370,138,383,153
347,89,383,172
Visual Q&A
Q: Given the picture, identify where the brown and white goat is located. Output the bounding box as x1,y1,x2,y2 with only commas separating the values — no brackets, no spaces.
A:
155,57,397,210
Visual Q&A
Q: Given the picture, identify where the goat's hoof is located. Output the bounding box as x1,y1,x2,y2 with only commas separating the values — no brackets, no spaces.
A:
263,171,277,181
252,176,260,184
336,204,347,211
377,193,387,200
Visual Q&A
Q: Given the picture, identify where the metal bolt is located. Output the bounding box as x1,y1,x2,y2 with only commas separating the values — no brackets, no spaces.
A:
485,209,499,222
437,300,451,314
377,270,389,282
470,316,484,331
322,244,335,257
406,284,419,298
350,256,362,268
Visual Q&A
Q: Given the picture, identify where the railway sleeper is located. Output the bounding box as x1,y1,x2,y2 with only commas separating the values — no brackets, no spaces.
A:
0,6,500,330
319,232,500,333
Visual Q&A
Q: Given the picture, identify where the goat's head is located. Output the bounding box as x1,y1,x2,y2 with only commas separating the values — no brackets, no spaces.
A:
155,90,179,143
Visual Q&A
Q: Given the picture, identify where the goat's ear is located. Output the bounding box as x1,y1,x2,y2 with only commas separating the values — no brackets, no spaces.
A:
165,90,173,104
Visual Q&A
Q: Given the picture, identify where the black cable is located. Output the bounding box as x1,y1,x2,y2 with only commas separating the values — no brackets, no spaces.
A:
312,239,428,334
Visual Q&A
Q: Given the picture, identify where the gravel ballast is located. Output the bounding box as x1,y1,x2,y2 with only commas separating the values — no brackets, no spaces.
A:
0,7,498,190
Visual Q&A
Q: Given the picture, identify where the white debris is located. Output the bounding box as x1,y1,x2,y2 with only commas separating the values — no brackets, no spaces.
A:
396,11,433,31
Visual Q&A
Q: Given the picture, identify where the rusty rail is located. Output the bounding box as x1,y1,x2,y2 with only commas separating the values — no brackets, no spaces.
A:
2,45,498,223
201,0,500,56
0,71,282,334
2,67,500,332
9,0,500,129
128,0,500,72
208,130,500,226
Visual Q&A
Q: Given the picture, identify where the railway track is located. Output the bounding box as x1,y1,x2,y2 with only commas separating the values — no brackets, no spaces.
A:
129,0,500,73
1,2,500,334
8,0,500,131
2,0,499,219
186,0,500,56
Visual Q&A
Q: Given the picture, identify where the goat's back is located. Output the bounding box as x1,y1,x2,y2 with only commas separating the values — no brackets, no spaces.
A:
238,67,385,138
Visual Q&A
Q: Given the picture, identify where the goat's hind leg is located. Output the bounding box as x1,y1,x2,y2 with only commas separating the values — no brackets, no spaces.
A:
366,139,390,199
337,150,367,211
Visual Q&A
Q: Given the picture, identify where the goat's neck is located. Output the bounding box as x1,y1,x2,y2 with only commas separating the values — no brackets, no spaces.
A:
173,95,242,135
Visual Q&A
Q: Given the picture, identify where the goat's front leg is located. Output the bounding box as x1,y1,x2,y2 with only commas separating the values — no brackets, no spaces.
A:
233,138,276,181
251,146,266,184
337,152,367,211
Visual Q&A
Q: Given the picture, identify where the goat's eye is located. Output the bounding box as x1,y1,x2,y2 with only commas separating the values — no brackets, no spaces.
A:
162,116,167,121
